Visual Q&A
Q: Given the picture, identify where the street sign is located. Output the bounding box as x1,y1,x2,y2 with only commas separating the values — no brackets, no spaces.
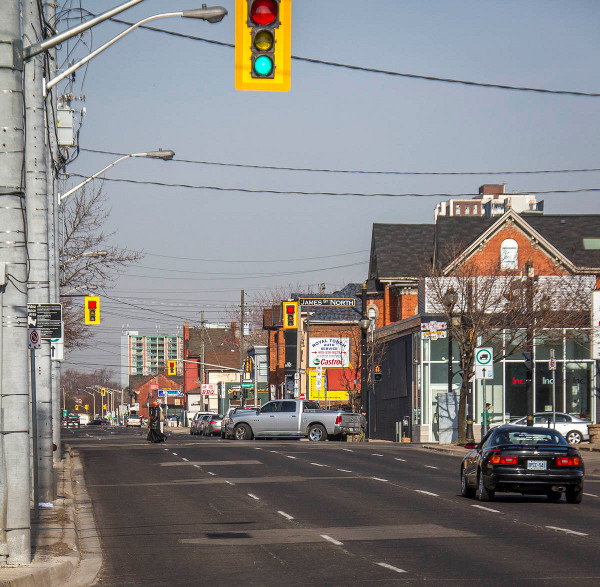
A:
475,347,494,380
28,328,41,349
27,303,62,340
549,348,557,371
421,321,448,340
50,336,64,361
241,382,254,388
298,297,356,308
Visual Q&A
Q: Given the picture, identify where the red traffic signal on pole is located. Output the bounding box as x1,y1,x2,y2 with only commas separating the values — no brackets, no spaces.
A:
282,301,298,329
168,360,177,376
84,296,100,324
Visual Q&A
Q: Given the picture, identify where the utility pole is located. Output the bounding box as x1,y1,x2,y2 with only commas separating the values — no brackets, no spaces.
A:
0,0,32,564
240,290,245,407
200,311,205,409
44,0,62,462
23,0,54,503
525,262,535,426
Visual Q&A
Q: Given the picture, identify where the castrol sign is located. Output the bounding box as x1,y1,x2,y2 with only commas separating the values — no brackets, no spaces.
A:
309,338,350,368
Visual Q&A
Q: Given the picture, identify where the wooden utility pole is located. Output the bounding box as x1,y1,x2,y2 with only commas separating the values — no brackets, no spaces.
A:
200,311,205,409
240,290,245,407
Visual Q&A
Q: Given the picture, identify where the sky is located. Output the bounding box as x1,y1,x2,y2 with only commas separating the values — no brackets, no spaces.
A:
57,0,600,375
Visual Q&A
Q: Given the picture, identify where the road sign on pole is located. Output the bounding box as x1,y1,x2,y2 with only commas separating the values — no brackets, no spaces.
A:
28,328,41,349
475,347,494,380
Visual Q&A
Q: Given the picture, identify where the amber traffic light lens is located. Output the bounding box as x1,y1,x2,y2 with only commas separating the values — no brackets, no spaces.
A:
250,0,278,26
254,29,274,52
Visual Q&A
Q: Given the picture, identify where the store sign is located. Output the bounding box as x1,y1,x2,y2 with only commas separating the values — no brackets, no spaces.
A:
309,338,350,368
201,384,217,396
298,297,356,307
421,321,448,340
592,290,600,360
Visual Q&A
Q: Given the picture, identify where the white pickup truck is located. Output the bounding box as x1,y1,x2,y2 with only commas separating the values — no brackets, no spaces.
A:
226,399,362,441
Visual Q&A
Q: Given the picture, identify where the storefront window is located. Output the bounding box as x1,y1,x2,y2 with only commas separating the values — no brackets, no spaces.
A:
565,362,592,419
430,363,449,385
565,331,590,361
534,331,563,361
535,363,563,413
505,329,527,359
429,337,448,362
505,363,528,420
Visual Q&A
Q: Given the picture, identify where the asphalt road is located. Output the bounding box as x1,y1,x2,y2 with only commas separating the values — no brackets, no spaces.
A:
65,427,600,586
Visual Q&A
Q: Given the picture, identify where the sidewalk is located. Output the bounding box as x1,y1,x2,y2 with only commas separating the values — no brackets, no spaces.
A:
0,448,101,587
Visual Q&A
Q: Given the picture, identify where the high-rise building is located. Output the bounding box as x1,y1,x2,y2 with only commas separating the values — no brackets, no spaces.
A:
435,184,544,220
120,329,183,389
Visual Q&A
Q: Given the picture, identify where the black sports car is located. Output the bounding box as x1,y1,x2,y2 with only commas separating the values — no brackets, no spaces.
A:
461,425,584,503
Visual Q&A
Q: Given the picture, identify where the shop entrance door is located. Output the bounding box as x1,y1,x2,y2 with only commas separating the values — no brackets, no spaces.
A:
436,391,460,444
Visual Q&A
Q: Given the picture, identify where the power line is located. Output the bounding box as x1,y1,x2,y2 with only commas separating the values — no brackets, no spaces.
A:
80,147,600,177
136,249,369,263
67,174,600,198
103,16,600,98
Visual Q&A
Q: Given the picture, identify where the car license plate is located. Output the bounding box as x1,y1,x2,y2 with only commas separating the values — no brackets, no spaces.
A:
527,460,547,470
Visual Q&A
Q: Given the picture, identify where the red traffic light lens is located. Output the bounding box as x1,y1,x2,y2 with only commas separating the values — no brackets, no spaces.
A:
88,301,97,309
250,0,278,26
286,305,295,314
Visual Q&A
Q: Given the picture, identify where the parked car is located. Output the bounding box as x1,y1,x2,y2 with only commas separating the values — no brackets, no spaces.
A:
498,412,591,444
198,414,213,435
126,414,142,427
222,407,257,439
63,414,80,428
203,415,223,436
190,412,217,435
225,399,362,441
461,425,584,503
89,418,110,426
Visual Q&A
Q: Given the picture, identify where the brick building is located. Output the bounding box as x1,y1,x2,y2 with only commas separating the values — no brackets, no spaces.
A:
367,210,600,442
129,372,183,420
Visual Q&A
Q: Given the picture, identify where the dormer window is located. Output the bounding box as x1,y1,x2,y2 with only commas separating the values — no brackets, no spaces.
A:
500,238,518,270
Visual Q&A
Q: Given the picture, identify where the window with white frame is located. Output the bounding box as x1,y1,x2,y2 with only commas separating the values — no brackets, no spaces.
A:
500,238,518,270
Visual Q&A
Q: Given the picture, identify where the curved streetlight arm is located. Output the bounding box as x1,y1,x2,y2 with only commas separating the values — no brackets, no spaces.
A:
24,0,147,60
45,6,227,93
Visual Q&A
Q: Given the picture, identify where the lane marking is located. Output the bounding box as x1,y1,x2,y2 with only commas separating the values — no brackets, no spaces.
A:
376,562,406,574
546,526,588,537
471,505,501,513
225,480,234,486
193,465,201,468
172,453,178,456
310,463,328,467
164,448,169,451
342,449,353,452
395,458,406,462
270,450,278,453
208,472,216,476
181,458,189,462
248,493,259,500
338,469,352,473
277,511,294,520
583,492,598,497
372,477,388,482
424,465,439,469
321,534,343,546
255,448,262,450
415,490,439,497
287,455,297,459
372,454,384,457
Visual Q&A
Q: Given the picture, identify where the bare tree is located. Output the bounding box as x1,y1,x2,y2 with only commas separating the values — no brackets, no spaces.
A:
426,254,593,443
60,184,143,348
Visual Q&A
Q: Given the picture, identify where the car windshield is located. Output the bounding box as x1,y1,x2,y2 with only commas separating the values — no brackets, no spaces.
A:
495,428,568,446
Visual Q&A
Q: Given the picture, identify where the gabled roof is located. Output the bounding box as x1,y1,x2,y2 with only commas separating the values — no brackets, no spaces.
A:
369,223,434,280
434,216,496,268
187,327,240,370
292,283,363,322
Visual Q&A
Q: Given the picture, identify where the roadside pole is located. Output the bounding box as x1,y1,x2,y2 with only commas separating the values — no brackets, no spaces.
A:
0,0,33,564
23,0,54,502
29,343,39,521
482,379,487,436
240,290,245,407
550,349,557,429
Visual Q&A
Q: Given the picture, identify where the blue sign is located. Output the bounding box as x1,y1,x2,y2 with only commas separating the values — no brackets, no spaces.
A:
158,389,183,397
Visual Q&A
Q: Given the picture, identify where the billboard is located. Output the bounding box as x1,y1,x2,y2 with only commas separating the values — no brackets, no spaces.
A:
309,338,350,368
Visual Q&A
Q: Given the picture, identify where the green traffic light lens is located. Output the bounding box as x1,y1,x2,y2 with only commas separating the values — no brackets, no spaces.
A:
254,29,274,52
254,55,273,76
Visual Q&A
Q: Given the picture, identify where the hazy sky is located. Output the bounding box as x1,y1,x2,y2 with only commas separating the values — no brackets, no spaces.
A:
58,0,600,374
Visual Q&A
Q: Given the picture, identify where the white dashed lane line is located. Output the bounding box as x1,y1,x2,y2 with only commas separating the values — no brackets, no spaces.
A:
321,534,343,546
181,458,188,462
372,454,384,457
376,562,406,574
310,463,328,467
546,526,588,537
208,472,216,476
248,494,260,500
471,505,501,513
583,492,598,498
172,453,178,456
278,511,294,520
338,469,352,473
414,490,439,497
225,480,234,486
193,465,201,469
286,455,297,459
372,477,388,483
342,449,353,452
395,458,406,462
424,465,439,469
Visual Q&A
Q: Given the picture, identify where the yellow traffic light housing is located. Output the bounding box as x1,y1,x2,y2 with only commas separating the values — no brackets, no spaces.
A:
282,301,298,329
84,296,100,325
235,0,292,91
101,388,106,397
168,360,177,376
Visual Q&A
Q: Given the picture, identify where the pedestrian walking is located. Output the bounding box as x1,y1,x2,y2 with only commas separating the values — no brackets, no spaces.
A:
482,403,492,436
147,401,167,443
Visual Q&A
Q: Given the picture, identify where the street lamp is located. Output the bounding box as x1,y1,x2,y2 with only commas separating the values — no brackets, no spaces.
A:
60,150,174,203
61,251,108,266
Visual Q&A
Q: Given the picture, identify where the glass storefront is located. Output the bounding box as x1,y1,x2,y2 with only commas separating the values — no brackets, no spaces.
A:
420,328,595,441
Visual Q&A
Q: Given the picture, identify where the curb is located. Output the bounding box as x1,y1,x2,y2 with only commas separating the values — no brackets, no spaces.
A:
63,448,103,587
420,444,468,458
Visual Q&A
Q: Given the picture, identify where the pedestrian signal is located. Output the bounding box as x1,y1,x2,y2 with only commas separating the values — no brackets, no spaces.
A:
168,360,177,376
235,0,292,91
84,296,100,324
282,301,298,329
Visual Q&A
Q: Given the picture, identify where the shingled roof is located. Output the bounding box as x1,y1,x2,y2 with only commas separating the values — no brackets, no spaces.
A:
187,326,240,370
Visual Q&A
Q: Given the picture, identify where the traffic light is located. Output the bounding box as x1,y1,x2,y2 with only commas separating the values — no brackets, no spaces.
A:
232,390,238,400
84,296,100,324
522,352,533,371
74,404,79,411
101,387,106,397
282,301,298,329
85,404,88,411
168,360,177,376
235,0,292,91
